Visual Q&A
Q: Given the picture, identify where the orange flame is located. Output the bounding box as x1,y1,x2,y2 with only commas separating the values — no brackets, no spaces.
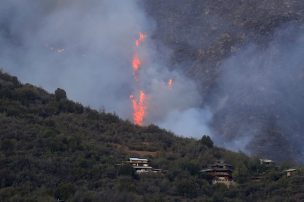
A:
130,91,146,125
132,53,141,71
135,32,146,47
130,32,147,125
168,79,174,89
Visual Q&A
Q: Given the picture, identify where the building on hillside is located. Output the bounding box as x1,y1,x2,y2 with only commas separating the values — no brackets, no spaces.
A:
126,157,162,174
129,157,150,167
201,160,235,186
260,159,275,166
128,157,152,173
284,168,297,177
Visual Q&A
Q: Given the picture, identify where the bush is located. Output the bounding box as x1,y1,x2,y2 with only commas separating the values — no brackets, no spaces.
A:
1,139,15,154
175,178,199,198
55,182,76,200
118,164,136,178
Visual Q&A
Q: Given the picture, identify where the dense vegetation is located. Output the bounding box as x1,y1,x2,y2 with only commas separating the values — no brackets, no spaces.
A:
0,71,304,201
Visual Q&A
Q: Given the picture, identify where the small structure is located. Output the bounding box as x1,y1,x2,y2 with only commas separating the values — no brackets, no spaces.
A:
284,168,297,177
129,157,150,167
260,159,275,166
128,158,152,173
201,160,234,186
126,157,162,174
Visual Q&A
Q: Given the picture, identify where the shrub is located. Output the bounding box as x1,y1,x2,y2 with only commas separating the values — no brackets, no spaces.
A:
175,178,199,198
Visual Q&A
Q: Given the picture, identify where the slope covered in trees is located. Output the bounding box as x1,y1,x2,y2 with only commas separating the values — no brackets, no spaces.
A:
0,71,304,201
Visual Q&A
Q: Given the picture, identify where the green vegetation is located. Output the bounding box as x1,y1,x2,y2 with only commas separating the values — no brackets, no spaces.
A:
0,71,303,201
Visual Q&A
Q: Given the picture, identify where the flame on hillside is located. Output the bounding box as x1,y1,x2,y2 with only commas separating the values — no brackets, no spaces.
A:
130,32,147,125
130,91,146,125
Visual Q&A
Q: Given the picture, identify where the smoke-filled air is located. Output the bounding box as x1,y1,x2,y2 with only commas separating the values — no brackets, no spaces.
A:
0,0,208,137
210,25,304,163
1,0,304,163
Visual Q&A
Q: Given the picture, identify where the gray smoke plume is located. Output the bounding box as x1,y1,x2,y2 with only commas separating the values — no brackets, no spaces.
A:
3,0,303,163
142,0,304,162
210,25,304,162
0,0,209,138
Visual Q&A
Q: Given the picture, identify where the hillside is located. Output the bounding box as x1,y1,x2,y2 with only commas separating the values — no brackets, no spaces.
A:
144,0,304,86
1,0,303,163
1,71,304,201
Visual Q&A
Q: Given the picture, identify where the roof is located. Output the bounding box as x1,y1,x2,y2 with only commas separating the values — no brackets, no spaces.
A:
260,159,274,163
211,160,233,167
129,157,148,161
201,168,232,173
211,163,233,168
133,166,152,169
201,169,213,172
284,168,297,172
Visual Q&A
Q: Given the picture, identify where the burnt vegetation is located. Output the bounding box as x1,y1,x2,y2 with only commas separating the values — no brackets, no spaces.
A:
0,71,304,201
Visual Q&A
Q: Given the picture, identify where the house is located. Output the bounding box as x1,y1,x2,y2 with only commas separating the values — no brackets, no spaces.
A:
129,157,150,167
201,160,235,186
127,158,152,173
284,168,297,177
126,157,163,174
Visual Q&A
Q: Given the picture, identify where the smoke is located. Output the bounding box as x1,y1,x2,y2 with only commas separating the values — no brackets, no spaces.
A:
142,0,304,162
0,0,146,118
210,25,304,162
0,0,209,138
5,1,304,163
157,108,212,138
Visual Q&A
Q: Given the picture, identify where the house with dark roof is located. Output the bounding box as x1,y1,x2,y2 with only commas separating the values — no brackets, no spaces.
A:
201,160,235,186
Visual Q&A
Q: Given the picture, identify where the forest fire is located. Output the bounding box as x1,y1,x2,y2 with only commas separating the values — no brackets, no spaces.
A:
132,53,141,71
130,32,147,125
168,79,174,89
130,91,146,125
135,32,146,47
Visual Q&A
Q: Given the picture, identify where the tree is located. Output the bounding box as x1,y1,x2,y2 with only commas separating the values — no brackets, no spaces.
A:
55,88,67,101
175,178,199,198
1,139,15,155
200,135,214,148
118,164,136,178
55,182,76,200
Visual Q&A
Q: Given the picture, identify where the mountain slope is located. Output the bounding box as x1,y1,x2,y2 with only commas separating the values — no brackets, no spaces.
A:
1,71,304,201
